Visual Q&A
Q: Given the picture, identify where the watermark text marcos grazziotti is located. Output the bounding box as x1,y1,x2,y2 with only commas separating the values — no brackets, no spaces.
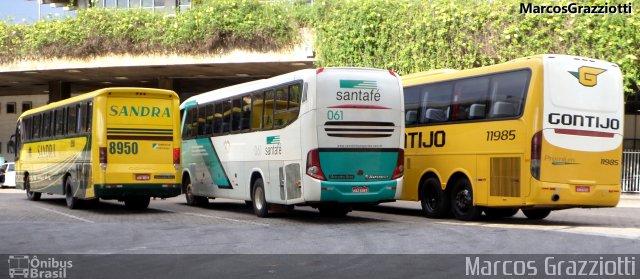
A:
466,256,637,276
520,3,633,14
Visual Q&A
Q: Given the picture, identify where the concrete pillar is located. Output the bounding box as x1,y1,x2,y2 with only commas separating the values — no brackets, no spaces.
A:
157,78,175,91
48,81,71,104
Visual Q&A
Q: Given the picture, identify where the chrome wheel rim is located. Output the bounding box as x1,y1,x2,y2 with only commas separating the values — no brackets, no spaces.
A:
254,187,264,211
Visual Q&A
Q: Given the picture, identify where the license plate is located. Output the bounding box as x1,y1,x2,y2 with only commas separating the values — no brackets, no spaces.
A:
136,174,150,181
575,185,590,193
352,186,369,193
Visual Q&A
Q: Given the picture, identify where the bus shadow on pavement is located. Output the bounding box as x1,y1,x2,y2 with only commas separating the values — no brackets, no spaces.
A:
179,201,390,224
352,204,424,217
351,203,629,228
36,197,176,215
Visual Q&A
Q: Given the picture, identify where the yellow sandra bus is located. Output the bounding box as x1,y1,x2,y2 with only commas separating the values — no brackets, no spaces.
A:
402,54,623,221
8,88,181,209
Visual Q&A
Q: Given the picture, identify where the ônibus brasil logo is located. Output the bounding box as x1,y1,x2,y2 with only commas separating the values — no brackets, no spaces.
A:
8,255,73,279
569,66,606,87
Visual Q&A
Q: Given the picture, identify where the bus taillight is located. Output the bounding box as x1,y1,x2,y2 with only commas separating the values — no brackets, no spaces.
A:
306,149,326,181
99,147,107,171
391,149,404,179
531,131,542,180
173,148,180,170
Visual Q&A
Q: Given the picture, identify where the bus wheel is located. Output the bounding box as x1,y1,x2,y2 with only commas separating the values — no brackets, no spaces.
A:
65,179,80,210
420,177,450,218
252,178,269,218
483,207,519,218
451,178,482,221
25,175,41,201
522,208,551,220
318,204,350,217
185,183,208,206
124,197,150,210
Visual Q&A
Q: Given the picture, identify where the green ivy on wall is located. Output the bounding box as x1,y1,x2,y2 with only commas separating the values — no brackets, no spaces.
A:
0,0,638,94
313,0,640,95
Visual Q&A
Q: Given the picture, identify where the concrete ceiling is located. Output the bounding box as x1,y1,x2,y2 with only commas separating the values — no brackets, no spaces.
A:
0,61,315,98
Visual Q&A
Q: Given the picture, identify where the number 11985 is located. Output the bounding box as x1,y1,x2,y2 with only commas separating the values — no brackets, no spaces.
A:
486,130,516,141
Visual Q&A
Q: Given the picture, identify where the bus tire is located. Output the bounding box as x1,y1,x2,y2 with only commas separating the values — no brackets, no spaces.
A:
185,182,208,206
252,178,269,218
124,197,150,210
451,178,482,221
522,208,551,220
25,175,41,201
420,177,450,218
65,178,80,210
318,204,350,217
483,207,519,218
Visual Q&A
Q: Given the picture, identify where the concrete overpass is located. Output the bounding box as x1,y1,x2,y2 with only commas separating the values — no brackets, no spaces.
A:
0,40,315,161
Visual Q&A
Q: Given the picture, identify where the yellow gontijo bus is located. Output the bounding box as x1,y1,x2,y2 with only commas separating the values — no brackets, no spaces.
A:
9,88,182,209
402,54,623,221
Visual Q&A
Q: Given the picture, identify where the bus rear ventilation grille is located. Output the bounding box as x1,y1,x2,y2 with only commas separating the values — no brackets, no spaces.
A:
324,121,395,138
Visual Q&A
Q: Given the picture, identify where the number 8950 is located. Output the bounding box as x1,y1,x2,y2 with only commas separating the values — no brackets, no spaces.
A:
109,141,139,154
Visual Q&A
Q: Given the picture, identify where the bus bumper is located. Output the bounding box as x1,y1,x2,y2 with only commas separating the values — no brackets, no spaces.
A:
527,180,620,208
94,183,181,199
319,180,398,203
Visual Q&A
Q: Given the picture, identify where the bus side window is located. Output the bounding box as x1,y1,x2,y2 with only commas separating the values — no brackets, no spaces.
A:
56,108,65,136
205,104,214,136
489,70,530,118
42,111,52,138
222,100,232,133
420,82,453,123
75,104,82,134
263,90,274,129
242,95,251,130
274,87,288,128
23,117,31,141
190,106,198,137
197,104,206,136
451,77,489,121
86,102,93,133
404,86,420,125
183,107,193,138
231,98,242,132
32,114,41,139
67,105,77,135
251,92,264,130
78,103,85,133
284,84,301,125
214,102,223,135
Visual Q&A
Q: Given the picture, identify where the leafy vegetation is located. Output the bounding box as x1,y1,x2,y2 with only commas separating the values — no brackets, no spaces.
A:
0,0,638,93
313,0,640,94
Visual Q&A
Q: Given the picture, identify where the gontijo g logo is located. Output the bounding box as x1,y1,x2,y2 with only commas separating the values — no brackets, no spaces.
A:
336,80,380,101
569,66,606,87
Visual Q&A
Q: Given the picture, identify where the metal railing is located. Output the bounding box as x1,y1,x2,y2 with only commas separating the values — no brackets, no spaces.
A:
622,150,640,192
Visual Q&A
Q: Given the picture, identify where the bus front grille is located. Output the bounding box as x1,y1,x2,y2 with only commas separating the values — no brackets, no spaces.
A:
323,121,395,138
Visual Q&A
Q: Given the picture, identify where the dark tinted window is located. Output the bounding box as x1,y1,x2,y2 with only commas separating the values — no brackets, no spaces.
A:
67,105,77,134
405,70,530,126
